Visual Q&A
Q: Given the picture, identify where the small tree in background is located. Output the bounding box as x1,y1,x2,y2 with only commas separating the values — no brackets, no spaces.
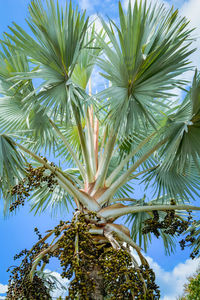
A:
179,266,200,300
1,0,200,299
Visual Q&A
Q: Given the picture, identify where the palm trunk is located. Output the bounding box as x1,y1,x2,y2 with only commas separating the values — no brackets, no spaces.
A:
88,264,104,300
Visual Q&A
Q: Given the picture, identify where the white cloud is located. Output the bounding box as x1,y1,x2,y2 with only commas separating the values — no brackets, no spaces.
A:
146,255,200,299
79,0,91,11
180,0,200,70
0,283,7,299
130,249,200,300
0,284,7,295
44,269,69,299
181,0,200,30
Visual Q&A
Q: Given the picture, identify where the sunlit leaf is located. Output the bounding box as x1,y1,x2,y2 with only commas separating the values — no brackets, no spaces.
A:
97,0,194,133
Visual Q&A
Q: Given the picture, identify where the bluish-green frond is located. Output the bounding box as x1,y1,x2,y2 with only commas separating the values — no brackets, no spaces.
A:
97,0,195,134
0,135,26,201
159,70,200,172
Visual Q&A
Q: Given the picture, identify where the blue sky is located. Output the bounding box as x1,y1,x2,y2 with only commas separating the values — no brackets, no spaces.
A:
0,0,200,299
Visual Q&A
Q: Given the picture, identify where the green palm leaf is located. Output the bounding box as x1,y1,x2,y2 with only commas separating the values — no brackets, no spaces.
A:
0,39,32,132
30,183,74,215
3,0,92,122
6,0,88,78
160,70,200,172
185,220,200,255
143,160,200,201
0,135,25,199
97,0,194,133
55,122,83,167
72,23,105,90
0,40,58,153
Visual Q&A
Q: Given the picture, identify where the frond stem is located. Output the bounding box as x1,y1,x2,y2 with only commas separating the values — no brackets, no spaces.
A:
15,142,100,211
98,139,167,205
48,119,86,181
72,104,94,182
91,130,117,195
129,165,159,180
99,204,200,220
106,131,157,186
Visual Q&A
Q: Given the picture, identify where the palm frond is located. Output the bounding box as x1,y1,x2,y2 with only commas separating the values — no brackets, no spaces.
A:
3,0,92,122
113,182,135,200
0,38,58,153
30,183,74,216
142,160,200,202
0,38,33,132
6,0,88,78
159,70,200,172
0,135,26,200
184,220,200,256
97,0,194,133
55,122,83,167
72,22,105,90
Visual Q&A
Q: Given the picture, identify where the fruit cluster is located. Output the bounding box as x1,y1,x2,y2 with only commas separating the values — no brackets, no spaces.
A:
141,205,200,259
98,248,160,299
142,208,191,238
6,228,53,300
179,226,200,259
9,161,57,211
54,212,160,299
57,213,99,299
7,212,161,299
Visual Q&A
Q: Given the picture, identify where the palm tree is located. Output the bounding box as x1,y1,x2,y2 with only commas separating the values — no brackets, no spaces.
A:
1,0,200,299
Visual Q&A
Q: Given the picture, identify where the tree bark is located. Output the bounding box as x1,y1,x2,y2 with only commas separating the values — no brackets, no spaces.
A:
88,264,104,300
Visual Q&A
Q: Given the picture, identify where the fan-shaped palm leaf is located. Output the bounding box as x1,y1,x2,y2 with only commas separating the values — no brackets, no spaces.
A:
72,23,105,90
142,160,200,201
30,183,74,215
3,0,92,122
0,135,25,200
159,70,200,172
0,40,58,153
97,0,194,133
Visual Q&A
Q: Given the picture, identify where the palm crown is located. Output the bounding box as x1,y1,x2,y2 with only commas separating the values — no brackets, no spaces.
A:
1,0,200,297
